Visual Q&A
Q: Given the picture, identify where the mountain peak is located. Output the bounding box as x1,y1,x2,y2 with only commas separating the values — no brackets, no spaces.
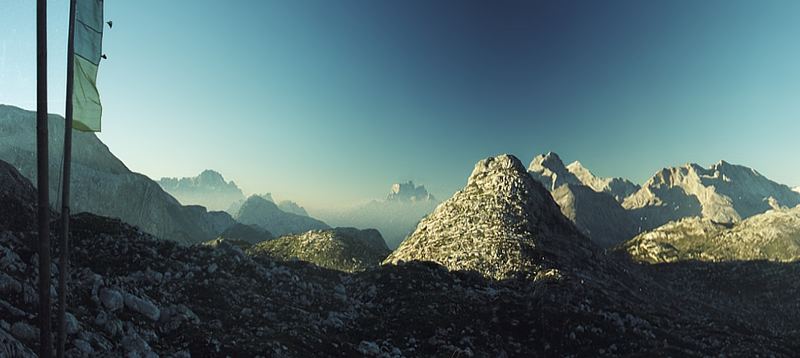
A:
530,151,567,171
387,181,435,202
157,170,245,211
386,154,590,280
470,154,528,184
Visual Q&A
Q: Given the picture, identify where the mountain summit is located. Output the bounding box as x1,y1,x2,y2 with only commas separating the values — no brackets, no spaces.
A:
385,154,591,280
387,181,436,202
623,161,800,231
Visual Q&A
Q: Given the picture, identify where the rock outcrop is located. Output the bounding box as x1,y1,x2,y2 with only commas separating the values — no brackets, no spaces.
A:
385,154,592,280
234,195,329,236
622,206,800,263
247,228,391,272
157,170,245,211
0,105,234,244
623,161,800,231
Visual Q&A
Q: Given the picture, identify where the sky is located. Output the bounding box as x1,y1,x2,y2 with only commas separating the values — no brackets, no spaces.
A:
2,0,800,208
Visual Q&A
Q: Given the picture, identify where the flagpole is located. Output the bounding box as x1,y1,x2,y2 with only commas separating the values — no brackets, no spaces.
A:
36,0,53,356
57,1,77,357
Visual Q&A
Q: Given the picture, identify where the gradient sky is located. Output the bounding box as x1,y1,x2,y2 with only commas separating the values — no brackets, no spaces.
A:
2,0,799,208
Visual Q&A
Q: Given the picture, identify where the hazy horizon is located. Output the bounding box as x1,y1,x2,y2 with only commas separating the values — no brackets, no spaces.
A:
3,0,800,208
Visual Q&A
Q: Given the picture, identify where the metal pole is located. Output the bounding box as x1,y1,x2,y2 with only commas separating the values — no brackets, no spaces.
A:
57,1,77,357
36,0,52,356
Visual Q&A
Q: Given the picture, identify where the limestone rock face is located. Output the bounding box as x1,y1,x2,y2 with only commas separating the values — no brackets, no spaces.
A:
566,161,640,202
234,195,329,236
551,184,639,248
623,161,800,231
0,105,233,244
528,152,583,191
528,152,639,247
157,170,245,211
247,227,391,272
622,206,800,263
385,154,592,280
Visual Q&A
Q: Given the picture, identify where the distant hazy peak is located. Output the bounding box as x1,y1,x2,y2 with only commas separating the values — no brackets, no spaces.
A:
278,200,309,217
387,180,436,202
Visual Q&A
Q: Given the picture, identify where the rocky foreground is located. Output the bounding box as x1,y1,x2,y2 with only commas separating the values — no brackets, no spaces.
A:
2,156,800,356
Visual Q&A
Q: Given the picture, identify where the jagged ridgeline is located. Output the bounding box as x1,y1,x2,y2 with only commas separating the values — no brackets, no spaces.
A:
0,105,235,244
386,154,593,280
157,170,245,212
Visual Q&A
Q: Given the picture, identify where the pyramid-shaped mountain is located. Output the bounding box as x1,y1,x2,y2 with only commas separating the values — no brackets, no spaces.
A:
385,154,592,280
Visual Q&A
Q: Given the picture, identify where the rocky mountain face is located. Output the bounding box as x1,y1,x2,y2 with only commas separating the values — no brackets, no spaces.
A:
621,206,800,263
157,170,245,212
313,184,440,250
565,161,640,202
247,228,391,272
551,184,639,248
528,152,640,247
385,154,593,280
0,105,234,244
3,152,800,356
234,195,329,237
623,161,800,231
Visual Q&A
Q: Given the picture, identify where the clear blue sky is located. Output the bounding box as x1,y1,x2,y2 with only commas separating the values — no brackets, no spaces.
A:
2,0,799,208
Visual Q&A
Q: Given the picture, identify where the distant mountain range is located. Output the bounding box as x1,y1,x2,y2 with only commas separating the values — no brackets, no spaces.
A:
313,181,440,249
157,170,245,211
528,151,800,247
623,160,800,231
0,105,233,244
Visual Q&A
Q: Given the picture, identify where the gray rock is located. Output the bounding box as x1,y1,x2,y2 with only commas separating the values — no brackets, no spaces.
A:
99,288,123,311
0,272,22,294
10,321,37,342
124,293,161,321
